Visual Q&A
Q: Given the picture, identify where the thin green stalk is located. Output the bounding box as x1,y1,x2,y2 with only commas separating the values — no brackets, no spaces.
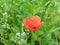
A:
30,31,34,45
50,27,60,33
31,0,34,15
55,32,59,45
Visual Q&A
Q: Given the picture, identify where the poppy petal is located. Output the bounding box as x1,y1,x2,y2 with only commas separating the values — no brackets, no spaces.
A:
34,22,44,32
24,17,34,30
24,16,44,32
37,22,44,29
32,16,41,25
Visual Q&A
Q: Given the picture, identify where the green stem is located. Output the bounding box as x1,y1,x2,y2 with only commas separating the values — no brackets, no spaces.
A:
30,31,34,45
31,0,34,15
55,32,59,45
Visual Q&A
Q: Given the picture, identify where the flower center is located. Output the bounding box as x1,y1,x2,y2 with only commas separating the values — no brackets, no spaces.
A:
31,26,36,29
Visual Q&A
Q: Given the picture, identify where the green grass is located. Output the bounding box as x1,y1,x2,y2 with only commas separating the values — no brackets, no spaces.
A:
0,0,60,45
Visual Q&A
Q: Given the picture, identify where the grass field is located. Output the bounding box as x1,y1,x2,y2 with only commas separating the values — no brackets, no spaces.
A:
0,0,60,45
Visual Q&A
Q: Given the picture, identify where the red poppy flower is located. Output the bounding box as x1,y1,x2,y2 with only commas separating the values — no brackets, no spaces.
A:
24,16,44,32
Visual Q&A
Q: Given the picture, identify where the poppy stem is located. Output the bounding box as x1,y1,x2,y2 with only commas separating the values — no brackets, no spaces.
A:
30,31,34,45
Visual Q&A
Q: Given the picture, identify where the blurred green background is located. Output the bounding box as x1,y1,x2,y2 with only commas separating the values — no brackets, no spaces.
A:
0,0,60,45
